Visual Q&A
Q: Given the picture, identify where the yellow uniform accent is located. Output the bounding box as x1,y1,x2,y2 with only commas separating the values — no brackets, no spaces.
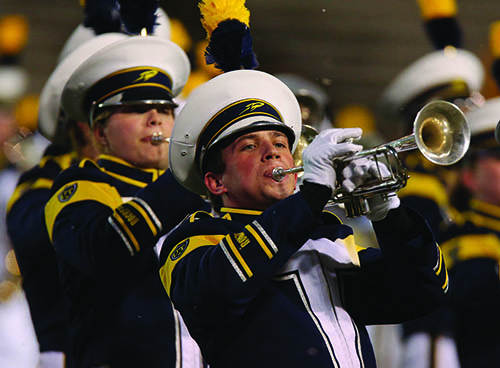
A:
96,154,164,186
128,201,158,236
245,224,273,259
342,235,362,267
462,211,500,233
226,236,253,278
40,153,75,170
112,212,140,252
417,0,457,20
442,233,500,269
6,177,53,213
45,180,123,242
435,247,449,290
398,171,449,208
160,234,225,295
220,207,262,216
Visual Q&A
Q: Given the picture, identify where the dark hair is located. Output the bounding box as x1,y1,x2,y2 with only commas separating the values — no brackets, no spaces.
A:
201,139,232,213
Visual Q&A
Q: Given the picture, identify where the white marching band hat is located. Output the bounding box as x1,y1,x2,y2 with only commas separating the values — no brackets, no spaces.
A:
381,48,484,112
38,7,173,140
38,33,128,139
61,35,190,125
57,7,172,64
169,69,302,195
465,97,500,149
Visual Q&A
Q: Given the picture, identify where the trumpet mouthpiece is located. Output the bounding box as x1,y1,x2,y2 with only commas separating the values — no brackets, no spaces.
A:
272,167,286,182
151,132,170,145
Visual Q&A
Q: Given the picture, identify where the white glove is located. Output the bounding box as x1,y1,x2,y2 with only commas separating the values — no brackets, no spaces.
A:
302,128,363,192
341,157,400,221
365,194,400,221
341,157,389,192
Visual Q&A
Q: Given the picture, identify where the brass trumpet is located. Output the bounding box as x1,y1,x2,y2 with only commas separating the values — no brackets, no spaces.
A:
272,100,470,217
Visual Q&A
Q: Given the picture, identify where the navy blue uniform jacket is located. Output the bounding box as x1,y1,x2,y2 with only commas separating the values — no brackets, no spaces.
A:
159,184,449,368
45,155,207,368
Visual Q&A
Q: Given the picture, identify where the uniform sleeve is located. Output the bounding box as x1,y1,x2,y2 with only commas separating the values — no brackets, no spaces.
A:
7,183,52,257
45,166,205,279
159,191,346,324
338,205,449,325
6,148,72,257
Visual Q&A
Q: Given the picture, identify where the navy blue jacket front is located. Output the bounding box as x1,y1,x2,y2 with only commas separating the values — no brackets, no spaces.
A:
45,155,208,368
159,186,449,368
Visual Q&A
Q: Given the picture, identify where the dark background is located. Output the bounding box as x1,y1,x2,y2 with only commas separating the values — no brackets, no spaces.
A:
3,0,500,134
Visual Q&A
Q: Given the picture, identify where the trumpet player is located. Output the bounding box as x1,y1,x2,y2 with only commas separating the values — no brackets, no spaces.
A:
159,69,449,368
43,36,210,368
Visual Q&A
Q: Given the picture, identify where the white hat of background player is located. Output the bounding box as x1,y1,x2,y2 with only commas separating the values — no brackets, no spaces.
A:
38,33,128,139
37,4,172,140
61,35,190,125
380,0,484,115
274,73,330,124
381,48,484,113
466,97,500,150
169,69,302,195
57,7,171,64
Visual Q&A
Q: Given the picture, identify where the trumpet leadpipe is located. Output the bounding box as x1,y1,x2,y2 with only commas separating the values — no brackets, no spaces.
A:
151,132,170,145
272,166,304,182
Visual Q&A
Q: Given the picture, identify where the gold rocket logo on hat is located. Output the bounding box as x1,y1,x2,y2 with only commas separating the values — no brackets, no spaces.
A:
240,102,265,115
133,70,158,83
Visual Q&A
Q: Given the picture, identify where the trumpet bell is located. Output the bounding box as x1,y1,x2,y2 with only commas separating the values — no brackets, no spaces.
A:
414,100,470,165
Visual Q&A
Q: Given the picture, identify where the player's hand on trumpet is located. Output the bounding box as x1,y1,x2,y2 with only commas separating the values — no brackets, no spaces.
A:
341,158,400,221
302,128,363,193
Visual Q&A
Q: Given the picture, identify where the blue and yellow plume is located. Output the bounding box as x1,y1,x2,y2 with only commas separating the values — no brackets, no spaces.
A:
199,0,258,72
416,0,462,49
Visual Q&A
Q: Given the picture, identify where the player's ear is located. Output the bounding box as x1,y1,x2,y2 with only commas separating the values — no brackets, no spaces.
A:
204,172,228,195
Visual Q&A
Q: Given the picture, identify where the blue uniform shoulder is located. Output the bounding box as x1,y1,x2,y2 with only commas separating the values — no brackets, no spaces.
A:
159,211,233,265
50,158,106,194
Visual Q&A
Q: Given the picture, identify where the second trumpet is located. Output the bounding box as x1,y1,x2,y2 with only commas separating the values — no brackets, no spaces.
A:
272,100,470,217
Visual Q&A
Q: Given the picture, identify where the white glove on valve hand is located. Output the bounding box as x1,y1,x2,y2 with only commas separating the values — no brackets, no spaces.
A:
341,158,400,221
302,128,363,192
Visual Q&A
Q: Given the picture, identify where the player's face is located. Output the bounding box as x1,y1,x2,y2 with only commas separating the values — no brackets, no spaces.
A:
96,104,174,169
209,130,297,210
470,155,500,206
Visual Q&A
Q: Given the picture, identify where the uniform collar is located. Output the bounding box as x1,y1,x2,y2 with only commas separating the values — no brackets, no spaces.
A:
97,154,165,185
219,207,263,222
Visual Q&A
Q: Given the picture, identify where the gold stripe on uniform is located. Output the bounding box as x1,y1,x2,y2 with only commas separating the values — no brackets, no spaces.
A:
111,212,140,252
128,200,158,236
45,180,123,242
245,224,273,259
226,236,253,278
161,234,224,295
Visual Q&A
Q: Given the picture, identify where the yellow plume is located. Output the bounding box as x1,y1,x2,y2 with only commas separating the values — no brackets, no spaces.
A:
199,0,250,37
490,21,500,59
0,15,28,55
416,0,457,21
170,18,193,52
